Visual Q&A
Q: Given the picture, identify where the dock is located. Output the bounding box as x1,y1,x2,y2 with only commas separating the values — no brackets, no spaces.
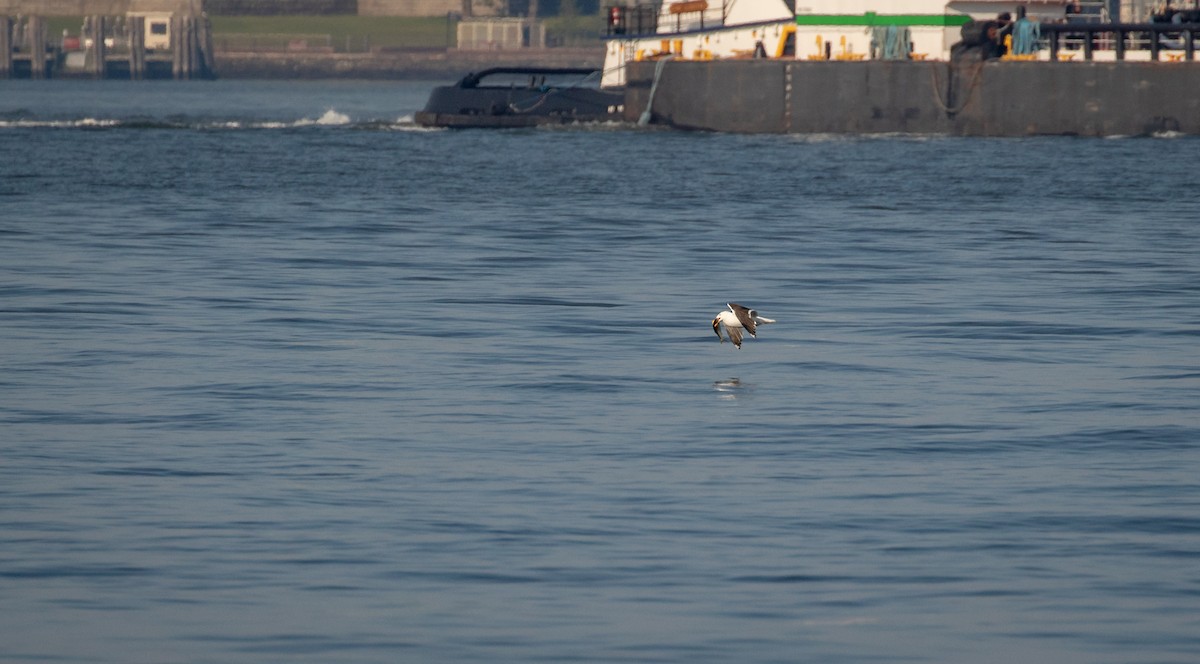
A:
1,0,214,79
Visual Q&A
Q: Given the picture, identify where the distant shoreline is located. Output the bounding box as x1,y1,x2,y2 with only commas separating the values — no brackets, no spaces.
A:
213,48,604,80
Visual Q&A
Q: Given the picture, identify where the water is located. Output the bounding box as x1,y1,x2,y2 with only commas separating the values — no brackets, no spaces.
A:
2,79,1198,664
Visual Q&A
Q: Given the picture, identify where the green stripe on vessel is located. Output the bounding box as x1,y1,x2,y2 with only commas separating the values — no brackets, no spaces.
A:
794,13,972,27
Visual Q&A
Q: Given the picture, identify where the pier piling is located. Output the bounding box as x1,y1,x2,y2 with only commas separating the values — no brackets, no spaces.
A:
172,14,192,80
129,15,145,80
0,17,11,78
2,0,213,80
29,15,45,78
89,16,107,78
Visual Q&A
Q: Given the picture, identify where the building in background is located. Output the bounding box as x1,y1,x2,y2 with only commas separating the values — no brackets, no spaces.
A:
457,16,544,47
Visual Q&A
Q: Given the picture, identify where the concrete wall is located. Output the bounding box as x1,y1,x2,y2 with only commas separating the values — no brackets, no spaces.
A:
358,0,463,16
0,0,197,14
625,59,1200,136
205,0,355,13
215,46,601,78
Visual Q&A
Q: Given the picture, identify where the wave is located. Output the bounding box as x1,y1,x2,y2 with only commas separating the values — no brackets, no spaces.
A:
308,108,352,126
0,117,124,129
0,108,420,131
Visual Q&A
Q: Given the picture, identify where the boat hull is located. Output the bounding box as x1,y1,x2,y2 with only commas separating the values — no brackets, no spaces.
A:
625,58,1200,136
415,67,624,128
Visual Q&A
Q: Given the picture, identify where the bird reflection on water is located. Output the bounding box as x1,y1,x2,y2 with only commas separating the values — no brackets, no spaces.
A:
713,377,751,400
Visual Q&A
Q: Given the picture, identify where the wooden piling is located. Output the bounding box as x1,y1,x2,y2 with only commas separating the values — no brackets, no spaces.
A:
183,15,194,80
29,15,45,79
200,15,214,78
171,14,182,79
186,15,197,79
129,15,145,80
91,16,107,78
0,16,11,79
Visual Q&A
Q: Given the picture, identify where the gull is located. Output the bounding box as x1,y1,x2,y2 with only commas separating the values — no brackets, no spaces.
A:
712,303,776,349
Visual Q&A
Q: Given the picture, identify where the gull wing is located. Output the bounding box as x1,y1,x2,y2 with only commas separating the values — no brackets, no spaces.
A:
727,303,757,336
724,323,744,349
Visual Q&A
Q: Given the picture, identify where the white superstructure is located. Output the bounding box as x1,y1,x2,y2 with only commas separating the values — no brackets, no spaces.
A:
792,0,1070,62
602,0,795,85
602,0,1074,87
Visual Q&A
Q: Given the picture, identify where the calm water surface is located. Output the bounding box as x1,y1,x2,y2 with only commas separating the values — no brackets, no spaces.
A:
2,80,1199,663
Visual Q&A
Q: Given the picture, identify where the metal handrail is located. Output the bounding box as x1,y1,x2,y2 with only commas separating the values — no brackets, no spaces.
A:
605,1,734,38
1040,22,1200,61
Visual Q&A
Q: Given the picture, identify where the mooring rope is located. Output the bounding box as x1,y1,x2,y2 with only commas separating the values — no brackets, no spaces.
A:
930,61,984,118
638,55,674,126
506,54,641,115
507,70,604,114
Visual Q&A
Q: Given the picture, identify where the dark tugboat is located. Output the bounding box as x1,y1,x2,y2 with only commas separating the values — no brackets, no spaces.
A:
414,67,624,128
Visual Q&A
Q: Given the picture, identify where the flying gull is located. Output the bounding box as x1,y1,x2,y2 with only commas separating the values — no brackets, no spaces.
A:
712,303,775,349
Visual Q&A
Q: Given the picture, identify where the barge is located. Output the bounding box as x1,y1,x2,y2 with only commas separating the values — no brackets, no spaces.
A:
418,0,1200,136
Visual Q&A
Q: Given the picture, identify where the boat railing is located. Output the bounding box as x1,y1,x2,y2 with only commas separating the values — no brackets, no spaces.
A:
605,1,732,38
606,5,659,37
1040,22,1200,61
459,67,603,89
